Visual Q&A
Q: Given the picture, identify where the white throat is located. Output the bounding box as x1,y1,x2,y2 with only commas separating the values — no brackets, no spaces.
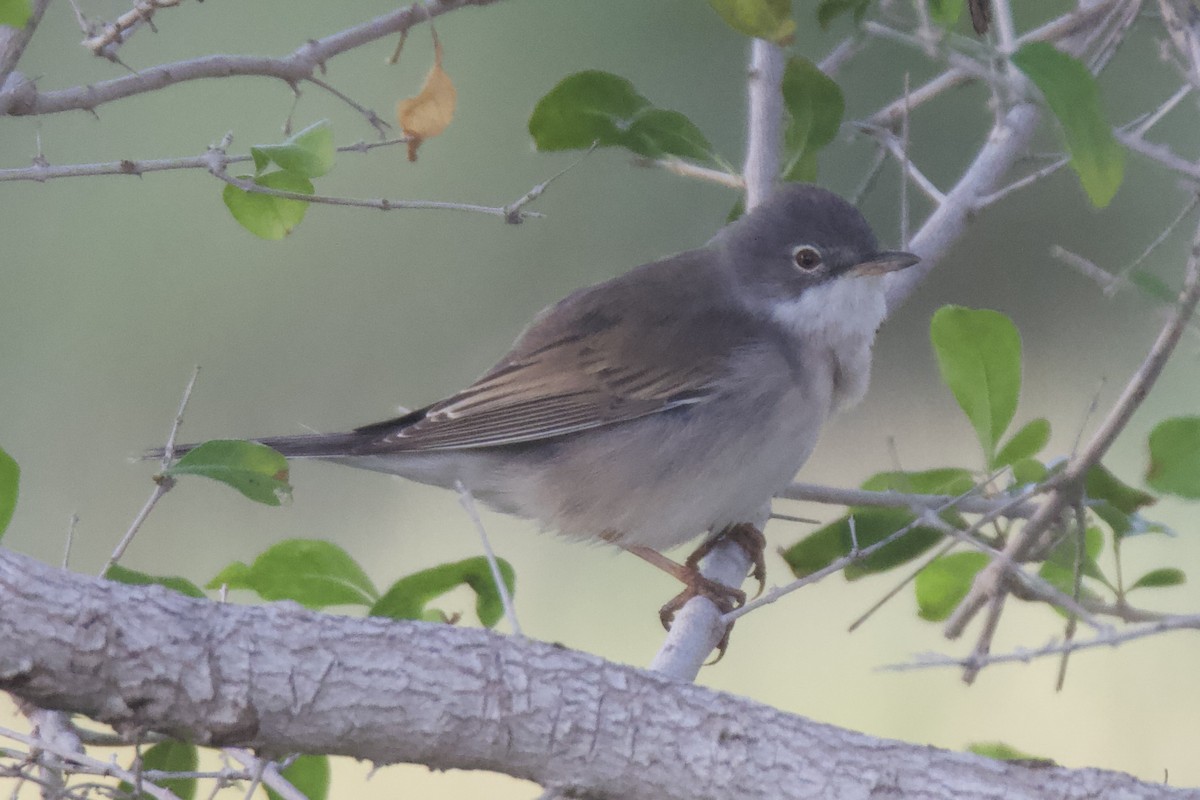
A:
769,275,888,410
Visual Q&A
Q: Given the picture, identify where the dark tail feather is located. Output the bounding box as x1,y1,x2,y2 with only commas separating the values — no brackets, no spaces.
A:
146,431,369,461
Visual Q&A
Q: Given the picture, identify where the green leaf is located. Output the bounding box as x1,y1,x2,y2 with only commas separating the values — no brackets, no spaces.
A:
968,742,1054,764
915,552,988,621
779,521,845,578
709,0,795,43
780,56,845,182
205,539,379,608
861,468,975,495
1085,463,1155,513
781,509,943,580
528,71,715,163
929,306,1022,466
222,170,314,240
1088,501,1171,540
928,0,964,26
0,446,17,540
370,556,516,628
250,120,336,179
623,108,717,162
119,740,198,800
995,418,1050,467
1128,269,1176,304
105,564,206,599
1012,42,1125,207
816,0,872,28
1010,457,1048,485
267,755,329,800
1129,567,1185,591
0,0,32,27
165,440,291,506
1147,416,1200,499
1038,561,1104,610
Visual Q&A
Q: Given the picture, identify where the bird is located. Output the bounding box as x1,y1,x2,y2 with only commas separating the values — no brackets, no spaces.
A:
162,183,918,639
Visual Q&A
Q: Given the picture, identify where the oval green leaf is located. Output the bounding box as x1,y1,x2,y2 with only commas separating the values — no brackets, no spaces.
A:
206,539,379,608
1147,416,1200,499
780,56,845,182
165,439,291,506
0,445,17,541
781,509,943,580
119,740,198,800
1129,567,1185,591
624,108,717,162
709,0,795,43
995,418,1050,467
915,551,988,621
267,755,330,800
528,71,715,163
222,170,314,240
930,306,1022,465
1086,462,1155,513
251,120,336,179
370,556,516,628
1012,42,1125,208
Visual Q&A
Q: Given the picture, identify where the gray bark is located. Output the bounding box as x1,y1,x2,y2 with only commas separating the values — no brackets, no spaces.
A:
0,547,1193,799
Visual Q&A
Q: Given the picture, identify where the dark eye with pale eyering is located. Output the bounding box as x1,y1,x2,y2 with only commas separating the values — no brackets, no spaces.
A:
792,245,822,271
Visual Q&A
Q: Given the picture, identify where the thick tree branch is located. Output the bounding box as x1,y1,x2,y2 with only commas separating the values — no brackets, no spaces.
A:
0,548,1190,800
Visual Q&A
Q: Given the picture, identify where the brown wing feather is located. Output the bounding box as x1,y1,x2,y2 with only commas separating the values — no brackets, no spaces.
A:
344,247,754,454
349,328,723,452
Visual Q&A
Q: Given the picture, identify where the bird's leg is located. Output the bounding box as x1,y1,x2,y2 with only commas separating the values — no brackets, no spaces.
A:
684,522,767,599
620,543,747,630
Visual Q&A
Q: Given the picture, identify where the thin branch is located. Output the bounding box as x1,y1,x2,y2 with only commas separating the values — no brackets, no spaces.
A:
0,137,409,182
0,726,183,800
81,0,185,59
208,155,549,222
0,0,510,117
886,612,1200,673
857,123,947,206
777,481,1040,518
501,142,598,224
631,156,745,189
946,213,1200,681
101,366,199,576
974,155,1070,208
224,750,308,800
0,0,52,98
304,75,390,137
455,481,522,637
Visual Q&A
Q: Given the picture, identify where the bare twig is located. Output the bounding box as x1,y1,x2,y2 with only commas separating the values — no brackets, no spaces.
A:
0,0,510,117
102,366,199,576
455,481,522,636
81,0,185,59
778,481,1040,518
947,213,1200,682
887,612,1200,673
0,137,409,182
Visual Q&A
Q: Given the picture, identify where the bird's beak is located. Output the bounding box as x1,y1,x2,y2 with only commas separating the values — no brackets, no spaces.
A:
849,250,921,277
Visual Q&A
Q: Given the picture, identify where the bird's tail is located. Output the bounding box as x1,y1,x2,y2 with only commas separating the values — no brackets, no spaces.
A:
146,431,369,461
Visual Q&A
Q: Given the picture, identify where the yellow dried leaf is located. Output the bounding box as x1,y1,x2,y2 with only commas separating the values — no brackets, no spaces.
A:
396,33,456,161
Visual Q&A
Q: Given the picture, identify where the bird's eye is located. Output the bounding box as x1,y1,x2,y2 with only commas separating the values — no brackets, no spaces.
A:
792,245,822,271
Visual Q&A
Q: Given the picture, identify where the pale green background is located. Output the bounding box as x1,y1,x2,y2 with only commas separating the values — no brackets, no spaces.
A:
2,0,1199,796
